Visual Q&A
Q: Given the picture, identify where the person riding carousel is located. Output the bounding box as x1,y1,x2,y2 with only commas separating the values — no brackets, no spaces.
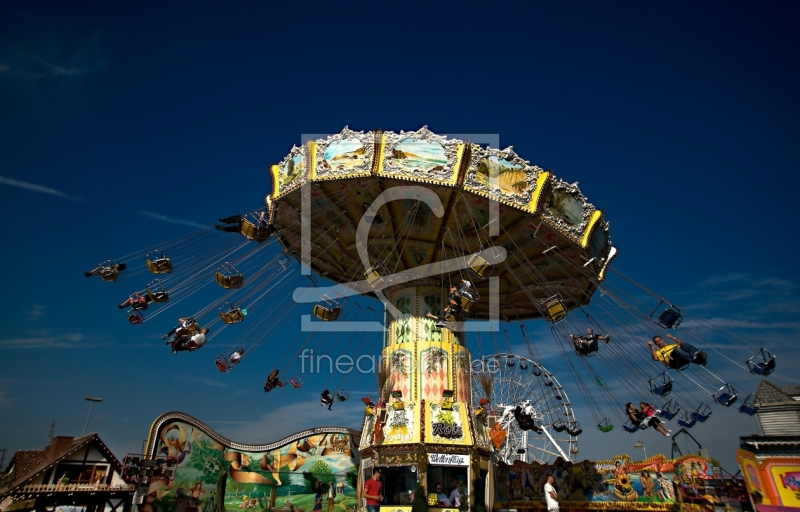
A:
425,283,466,328
320,389,334,410
570,328,610,355
119,290,167,310
263,370,285,392
648,333,707,369
169,327,210,354
215,211,271,232
625,402,670,437
162,317,197,341
84,262,126,278
230,348,244,365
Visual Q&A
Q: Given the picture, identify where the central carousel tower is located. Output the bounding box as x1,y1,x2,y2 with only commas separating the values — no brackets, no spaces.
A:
266,127,615,511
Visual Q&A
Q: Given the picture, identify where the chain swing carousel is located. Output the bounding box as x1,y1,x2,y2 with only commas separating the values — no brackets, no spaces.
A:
84,126,778,512
264,127,614,512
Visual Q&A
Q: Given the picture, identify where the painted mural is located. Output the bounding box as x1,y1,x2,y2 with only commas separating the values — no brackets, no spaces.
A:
391,138,447,173
739,449,800,508
493,455,721,505
281,153,305,187
320,139,368,173
420,292,444,342
142,419,360,512
476,156,528,195
548,188,584,227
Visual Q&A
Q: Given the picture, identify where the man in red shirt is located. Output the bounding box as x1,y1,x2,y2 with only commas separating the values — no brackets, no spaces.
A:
363,468,383,512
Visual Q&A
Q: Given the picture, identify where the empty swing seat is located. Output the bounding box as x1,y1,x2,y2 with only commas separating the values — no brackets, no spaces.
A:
541,296,567,324
649,372,674,397
336,392,349,402
364,267,385,288
467,253,492,278
146,285,170,303
290,378,303,389
240,219,271,243
658,402,679,420
747,348,776,376
146,258,173,274
691,407,712,422
739,403,758,416
597,419,614,433
215,272,244,289
714,385,738,407
219,306,245,324
657,308,683,329
313,304,342,321
678,414,697,428
215,357,231,373
128,311,144,325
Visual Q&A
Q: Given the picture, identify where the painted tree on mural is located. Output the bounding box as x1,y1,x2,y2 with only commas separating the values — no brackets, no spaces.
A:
187,438,225,486
303,460,334,492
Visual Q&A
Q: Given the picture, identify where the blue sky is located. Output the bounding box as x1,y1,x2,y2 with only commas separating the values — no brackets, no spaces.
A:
1,1,799,473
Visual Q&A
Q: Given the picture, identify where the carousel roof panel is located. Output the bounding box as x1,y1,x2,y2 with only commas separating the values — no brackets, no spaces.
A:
268,127,615,321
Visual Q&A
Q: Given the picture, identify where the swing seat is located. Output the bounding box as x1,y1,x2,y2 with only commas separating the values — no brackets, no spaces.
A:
541,295,567,324
131,299,148,311
739,404,758,416
146,258,173,274
128,311,144,325
552,420,567,433
336,391,350,402
215,357,231,373
678,416,697,428
459,295,477,313
365,405,375,416
290,378,303,389
364,267,385,288
574,342,598,357
215,271,244,289
658,408,678,420
101,270,120,282
313,304,342,321
146,286,169,303
467,253,492,278
241,218,271,243
746,348,776,376
749,360,776,376
649,372,674,397
657,308,683,329
219,306,245,324
622,422,639,434
691,411,711,422
715,392,737,407
264,381,275,392
566,422,583,436
597,419,614,433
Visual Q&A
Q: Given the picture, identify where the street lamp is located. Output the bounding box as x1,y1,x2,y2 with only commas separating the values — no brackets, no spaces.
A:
83,397,103,436
634,441,646,460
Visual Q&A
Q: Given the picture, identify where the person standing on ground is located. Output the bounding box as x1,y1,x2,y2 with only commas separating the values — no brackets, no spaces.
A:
363,468,383,512
544,475,559,512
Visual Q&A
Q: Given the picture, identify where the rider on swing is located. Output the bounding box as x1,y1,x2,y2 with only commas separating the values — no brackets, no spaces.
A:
320,389,334,410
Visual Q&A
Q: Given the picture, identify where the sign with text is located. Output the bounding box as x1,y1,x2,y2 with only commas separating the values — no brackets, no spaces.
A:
428,453,469,466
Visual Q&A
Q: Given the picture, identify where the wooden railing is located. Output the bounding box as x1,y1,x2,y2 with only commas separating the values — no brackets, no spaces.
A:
20,483,136,493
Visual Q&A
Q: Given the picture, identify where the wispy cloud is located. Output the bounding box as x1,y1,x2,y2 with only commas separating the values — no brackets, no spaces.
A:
173,375,229,389
0,387,13,406
28,305,44,321
0,48,106,79
138,211,206,229
0,333,89,349
0,175,83,201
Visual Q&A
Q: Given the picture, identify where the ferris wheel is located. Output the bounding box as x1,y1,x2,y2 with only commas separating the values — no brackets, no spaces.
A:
472,353,579,464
